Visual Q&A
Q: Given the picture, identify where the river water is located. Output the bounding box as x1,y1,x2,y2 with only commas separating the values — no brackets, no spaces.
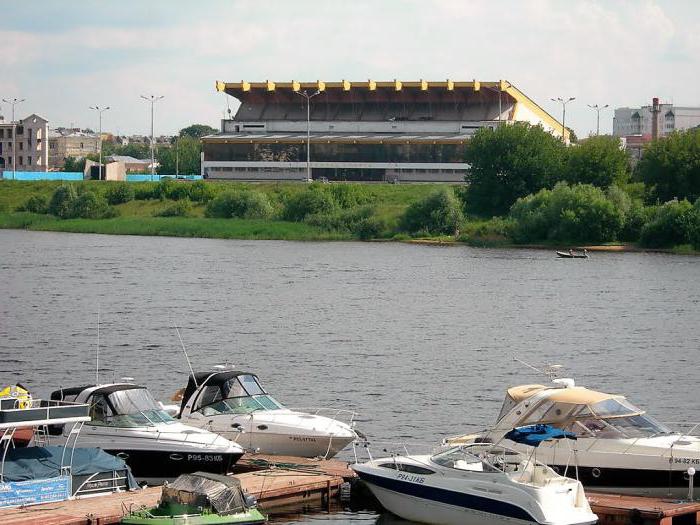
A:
1,230,699,523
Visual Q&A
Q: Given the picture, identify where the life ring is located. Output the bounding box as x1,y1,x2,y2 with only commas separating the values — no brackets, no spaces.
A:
591,467,602,479
0,384,32,409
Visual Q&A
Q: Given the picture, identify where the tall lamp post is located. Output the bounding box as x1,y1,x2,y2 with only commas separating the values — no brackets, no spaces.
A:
140,94,164,179
89,106,110,180
2,97,25,177
587,104,609,136
294,89,321,182
551,96,575,143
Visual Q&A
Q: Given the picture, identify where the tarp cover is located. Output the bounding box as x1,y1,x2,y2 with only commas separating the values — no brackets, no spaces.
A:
504,424,577,447
2,446,138,489
162,472,247,515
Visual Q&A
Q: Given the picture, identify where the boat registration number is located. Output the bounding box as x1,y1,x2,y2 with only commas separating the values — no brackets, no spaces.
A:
396,473,425,484
187,454,223,462
672,457,700,465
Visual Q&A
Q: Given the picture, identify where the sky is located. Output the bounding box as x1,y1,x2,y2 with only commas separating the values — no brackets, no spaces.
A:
2,0,699,137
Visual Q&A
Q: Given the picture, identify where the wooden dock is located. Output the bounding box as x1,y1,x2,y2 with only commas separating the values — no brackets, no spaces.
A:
0,455,352,525
588,491,700,525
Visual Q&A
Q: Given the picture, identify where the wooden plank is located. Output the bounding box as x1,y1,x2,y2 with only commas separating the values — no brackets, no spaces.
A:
588,491,700,525
237,453,356,480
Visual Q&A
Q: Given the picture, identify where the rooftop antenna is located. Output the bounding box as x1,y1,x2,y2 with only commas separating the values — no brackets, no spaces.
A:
513,356,563,380
174,322,198,387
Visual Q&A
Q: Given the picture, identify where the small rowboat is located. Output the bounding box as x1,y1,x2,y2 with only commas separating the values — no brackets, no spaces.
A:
557,251,589,259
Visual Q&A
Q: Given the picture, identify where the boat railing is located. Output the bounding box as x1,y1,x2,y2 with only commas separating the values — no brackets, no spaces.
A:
351,438,442,464
0,399,90,430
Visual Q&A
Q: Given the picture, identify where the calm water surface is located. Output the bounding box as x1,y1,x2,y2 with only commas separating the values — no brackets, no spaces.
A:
1,230,699,523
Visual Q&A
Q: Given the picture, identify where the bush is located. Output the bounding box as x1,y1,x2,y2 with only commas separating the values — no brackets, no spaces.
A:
281,186,336,221
509,183,625,243
205,190,273,219
133,183,159,200
304,206,386,239
18,195,49,214
619,201,655,242
458,217,515,246
155,200,191,217
48,184,79,218
69,191,110,219
639,200,699,248
327,184,374,208
187,180,215,203
400,187,463,235
105,183,135,205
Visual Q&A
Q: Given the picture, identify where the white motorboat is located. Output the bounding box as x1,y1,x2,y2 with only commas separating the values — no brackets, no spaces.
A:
49,383,245,482
447,378,700,498
174,370,357,458
352,428,596,525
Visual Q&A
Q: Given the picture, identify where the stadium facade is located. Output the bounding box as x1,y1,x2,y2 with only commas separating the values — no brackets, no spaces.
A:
202,80,567,183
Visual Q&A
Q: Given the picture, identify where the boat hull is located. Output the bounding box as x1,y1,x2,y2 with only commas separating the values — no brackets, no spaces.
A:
104,449,242,481
121,508,266,525
223,429,354,458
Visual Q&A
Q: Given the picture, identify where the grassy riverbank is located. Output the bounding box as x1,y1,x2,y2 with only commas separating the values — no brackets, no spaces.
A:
1,179,698,253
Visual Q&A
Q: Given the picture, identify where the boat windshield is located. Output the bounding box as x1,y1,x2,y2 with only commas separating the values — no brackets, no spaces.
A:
194,374,285,415
90,388,175,427
431,445,519,473
564,413,672,439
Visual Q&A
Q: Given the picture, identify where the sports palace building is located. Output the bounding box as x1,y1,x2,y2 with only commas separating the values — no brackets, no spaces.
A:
202,79,567,183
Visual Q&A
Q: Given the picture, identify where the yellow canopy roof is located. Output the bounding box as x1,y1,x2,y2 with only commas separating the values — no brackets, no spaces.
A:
507,384,621,406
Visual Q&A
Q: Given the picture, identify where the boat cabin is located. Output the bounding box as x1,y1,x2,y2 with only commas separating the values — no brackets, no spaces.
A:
179,371,284,418
51,384,175,428
496,383,671,439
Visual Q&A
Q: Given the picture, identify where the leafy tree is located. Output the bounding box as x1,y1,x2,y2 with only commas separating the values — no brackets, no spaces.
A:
179,124,217,139
635,128,700,203
639,199,699,248
463,123,567,216
205,190,273,219
69,192,110,219
48,184,79,217
509,182,625,243
400,187,463,235
567,136,630,187
62,156,87,173
157,136,202,175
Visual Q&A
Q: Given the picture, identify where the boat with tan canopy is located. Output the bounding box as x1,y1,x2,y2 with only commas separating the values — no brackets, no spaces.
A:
446,378,700,498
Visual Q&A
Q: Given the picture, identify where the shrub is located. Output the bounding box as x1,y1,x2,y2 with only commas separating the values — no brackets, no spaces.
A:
133,183,160,200
458,217,515,246
327,184,373,208
509,182,625,243
400,187,463,235
18,195,49,214
352,216,386,240
281,187,336,221
48,184,79,218
187,180,215,203
304,206,382,237
166,183,191,201
69,191,110,219
639,200,699,248
155,200,191,217
105,183,135,205
205,190,273,219
619,202,655,242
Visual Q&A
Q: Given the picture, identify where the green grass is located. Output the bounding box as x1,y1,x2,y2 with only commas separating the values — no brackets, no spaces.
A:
0,212,349,241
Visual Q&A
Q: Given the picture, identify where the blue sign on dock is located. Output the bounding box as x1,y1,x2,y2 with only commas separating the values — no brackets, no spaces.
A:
0,476,71,508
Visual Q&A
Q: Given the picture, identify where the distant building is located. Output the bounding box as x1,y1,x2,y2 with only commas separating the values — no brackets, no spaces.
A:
106,155,156,173
48,129,99,169
613,98,700,161
0,114,49,174
202,79,567,183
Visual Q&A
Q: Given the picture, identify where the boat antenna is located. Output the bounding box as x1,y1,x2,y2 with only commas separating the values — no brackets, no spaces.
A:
96,306,100,385
174,322,198,387
513,356,562,380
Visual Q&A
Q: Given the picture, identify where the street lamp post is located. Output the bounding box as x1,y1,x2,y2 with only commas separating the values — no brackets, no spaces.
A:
89,106,110,180
587,104,609,136
551,97,575,143
294,89,321,182
140,95,164,179
2,97,25,177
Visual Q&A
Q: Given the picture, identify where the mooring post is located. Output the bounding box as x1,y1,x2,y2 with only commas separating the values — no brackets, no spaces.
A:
326,479,332,511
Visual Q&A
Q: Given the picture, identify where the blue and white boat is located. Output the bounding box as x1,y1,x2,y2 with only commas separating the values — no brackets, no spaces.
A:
351,425,597,525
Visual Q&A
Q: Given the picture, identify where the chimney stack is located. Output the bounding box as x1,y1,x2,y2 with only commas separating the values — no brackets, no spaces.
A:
651,97,660,140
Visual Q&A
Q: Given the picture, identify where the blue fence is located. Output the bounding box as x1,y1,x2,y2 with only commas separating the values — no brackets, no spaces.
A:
1,172,202,182
1,171,84,181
